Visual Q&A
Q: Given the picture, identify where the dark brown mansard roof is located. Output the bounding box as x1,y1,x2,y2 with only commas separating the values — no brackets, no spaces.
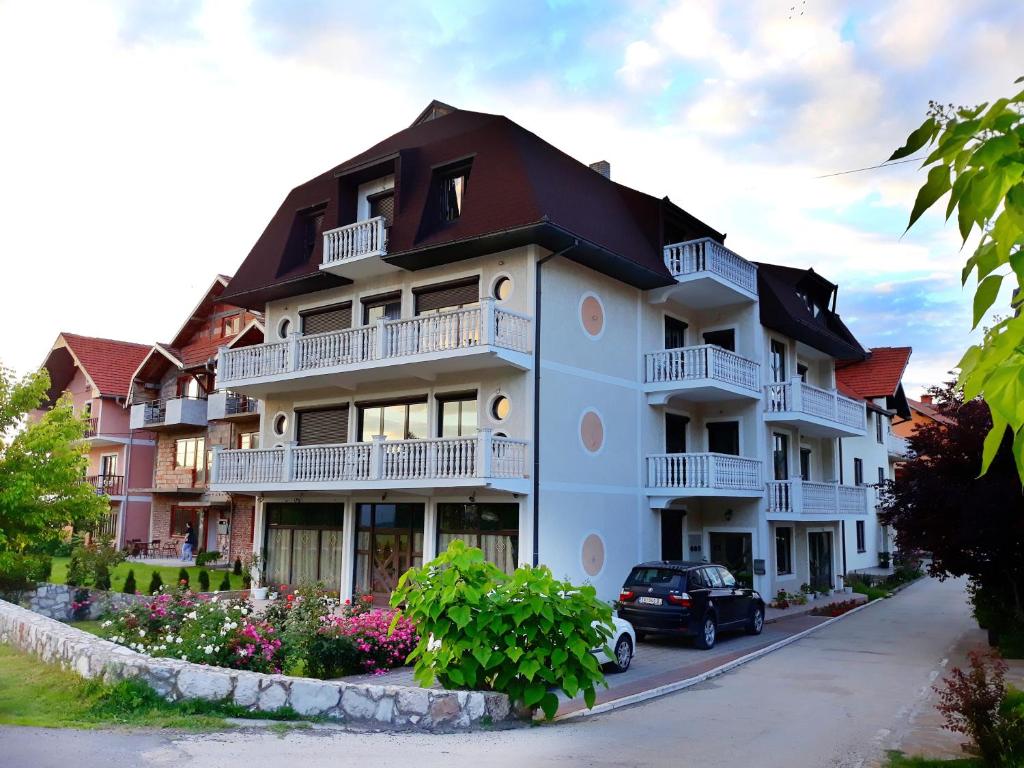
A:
221,102,724,308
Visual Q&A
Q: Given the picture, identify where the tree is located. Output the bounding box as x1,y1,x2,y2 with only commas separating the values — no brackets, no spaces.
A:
0,366,108,555
891,77,1024,478
878,382,1024,630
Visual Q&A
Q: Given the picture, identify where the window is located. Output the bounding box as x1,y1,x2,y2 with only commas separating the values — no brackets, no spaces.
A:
170,507,197,537
176,375,204,399
800,448,811,481
359,400,428,441
302,206,325,260
437,503,519,576
438,393,478,438
878,467,885,485
797,363,808,382
492,276,512,301
273,413,288,436
221,314,241,337
665,413,689,453
703,329,735,351
239,431,259,450
704,567,725,588
264,503,344,587
435,162,471,222
876,412,884,443
278,317,291,340
772,433,789,481
856,520,866,553
776,527,793,575
490,395,510,421
100,453,118,476
415,278,479,316
770,340,787,382
297,407,349,446
717,567,737,588
301,303,352,335
368,191,394,228
854,458,864,486
796,290,823,319
83,401,92,418
664,316,688,349
175,437,206,469
362,293,402,325
707,421,739,456
687,569,709,590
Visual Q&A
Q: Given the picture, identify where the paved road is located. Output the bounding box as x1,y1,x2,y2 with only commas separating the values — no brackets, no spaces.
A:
0,576,974,768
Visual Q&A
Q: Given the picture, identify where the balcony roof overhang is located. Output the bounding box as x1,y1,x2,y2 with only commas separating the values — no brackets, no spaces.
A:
647,488,764,508
645,380,761,405
762,412,866,438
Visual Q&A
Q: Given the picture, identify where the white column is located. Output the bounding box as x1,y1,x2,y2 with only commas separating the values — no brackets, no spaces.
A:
478,428,493,478
370,435,385,479
288,332,300,372
480,296,496,346
340,502,357,601
282,441,296,482
422,500,438,563
375,318,387,359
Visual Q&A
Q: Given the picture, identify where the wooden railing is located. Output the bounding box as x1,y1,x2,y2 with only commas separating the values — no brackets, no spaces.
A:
83,417,98,438
766,479,868,515
212,431,528,486
322,217,387,267
218,299,532,385
644,344,759,392
646,453,761,491
87,474,124,496
663,237,757,295
764,378,866,431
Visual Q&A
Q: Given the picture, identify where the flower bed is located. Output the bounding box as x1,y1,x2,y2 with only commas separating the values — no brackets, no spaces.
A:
810,598,862,618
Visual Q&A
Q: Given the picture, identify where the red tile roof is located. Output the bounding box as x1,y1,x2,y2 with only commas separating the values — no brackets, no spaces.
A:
907,397,956,426
835,346,912,400
59,333,152,398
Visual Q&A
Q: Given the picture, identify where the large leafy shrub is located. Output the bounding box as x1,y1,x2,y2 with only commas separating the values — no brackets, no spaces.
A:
391,540,613,719
65,539,124,589
0,550,52,599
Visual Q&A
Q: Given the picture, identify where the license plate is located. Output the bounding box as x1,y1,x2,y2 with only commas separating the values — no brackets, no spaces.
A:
637,596,663,606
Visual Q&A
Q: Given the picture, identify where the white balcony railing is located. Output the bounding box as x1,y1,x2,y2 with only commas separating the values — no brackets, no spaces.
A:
766,479,868,515
322,217,387,267
645,344,759,392
764,378,866,432
218,298,531,385
212,431,528,486
646,453,762,492
887,433,910,458
663,237,757,295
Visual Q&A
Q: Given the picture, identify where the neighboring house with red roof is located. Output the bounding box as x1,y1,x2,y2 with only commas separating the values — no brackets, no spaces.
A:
127,276,263,562
35,333,157,546
894,394,955,440
835,346,913,572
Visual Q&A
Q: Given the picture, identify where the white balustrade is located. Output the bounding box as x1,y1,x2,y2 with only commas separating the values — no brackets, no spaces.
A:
646,453,761,490
211,433,528,485
322,217,387,266
663,237,757,295
218,300,532,385
763,378,866,431
766,480,793,513
645,344,759,391
765,479,868,516
886,433,910,458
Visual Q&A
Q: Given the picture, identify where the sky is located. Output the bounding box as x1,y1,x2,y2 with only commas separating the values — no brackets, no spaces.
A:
1,0,1022,396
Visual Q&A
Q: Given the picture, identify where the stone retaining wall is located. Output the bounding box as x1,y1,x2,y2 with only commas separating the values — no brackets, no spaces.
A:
0,599,512,730
24,583,149,621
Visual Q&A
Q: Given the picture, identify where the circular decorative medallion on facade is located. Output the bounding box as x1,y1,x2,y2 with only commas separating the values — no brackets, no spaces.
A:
581,533,605,577
580,410,604,453
580,293,604,338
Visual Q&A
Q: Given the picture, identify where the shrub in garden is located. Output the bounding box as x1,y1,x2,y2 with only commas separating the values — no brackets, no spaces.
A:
0,551,52,599
935,650,1024,766
122,569,136,595
319,608,416,676
218,572,231,591
147,571,163,595
233,557,242,576
177,568,189,587
391,540,613,719
260,583,339,674
65,540,125,589
195,551,220,568
198,570,210,592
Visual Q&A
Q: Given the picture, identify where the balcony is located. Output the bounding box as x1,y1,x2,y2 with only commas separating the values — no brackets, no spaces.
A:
129,397,209,431
763,378,866,437
319,217,400,280
646,453,763,505
87,474,124,497
83,417,98,438
766,480,869,518
887,433,911,459
217,299,532,397
210,431,529,495
207,391,261,421
644,345,760,404
651,238,758,309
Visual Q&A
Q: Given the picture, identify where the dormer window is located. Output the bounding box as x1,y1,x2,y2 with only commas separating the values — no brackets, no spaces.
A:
368,191,394,228
302,206,326,259
434,161,471,223
796,290,823,320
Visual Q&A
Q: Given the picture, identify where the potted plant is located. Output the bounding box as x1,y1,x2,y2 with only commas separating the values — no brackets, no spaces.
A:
800,582,815,601
246,553,268,600
878,551,891,569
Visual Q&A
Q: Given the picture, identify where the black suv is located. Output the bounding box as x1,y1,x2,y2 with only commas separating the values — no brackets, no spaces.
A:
617,562,765,650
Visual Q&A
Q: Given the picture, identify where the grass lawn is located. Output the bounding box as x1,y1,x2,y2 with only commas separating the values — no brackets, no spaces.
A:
49,556,247,594
883,751,981,767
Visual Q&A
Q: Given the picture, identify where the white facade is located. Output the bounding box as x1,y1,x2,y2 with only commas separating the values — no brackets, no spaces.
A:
212,189,880,603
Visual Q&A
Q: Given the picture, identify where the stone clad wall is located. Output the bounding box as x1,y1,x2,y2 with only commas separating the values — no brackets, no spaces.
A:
0,599,512,730
25,584,149,621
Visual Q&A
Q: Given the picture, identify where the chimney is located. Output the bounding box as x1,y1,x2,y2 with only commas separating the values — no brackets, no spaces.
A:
589,160,611,179
920,394,933,404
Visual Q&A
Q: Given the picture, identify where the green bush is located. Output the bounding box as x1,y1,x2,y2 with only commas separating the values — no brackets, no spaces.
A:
233,557,243,576
306,631,359,679
94,564,111,591
218,572,231,591
65,540,124,590
122,570,137,595
198,570,210,592
147,571,163,595
0,551,52,598
195,551,220,568
391,540,613,720
177,568,189,588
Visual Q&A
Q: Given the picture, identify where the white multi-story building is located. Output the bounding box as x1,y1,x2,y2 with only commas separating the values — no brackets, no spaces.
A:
210,101,894,602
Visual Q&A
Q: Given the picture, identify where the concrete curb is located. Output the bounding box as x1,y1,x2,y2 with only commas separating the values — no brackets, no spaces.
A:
557,597,881,721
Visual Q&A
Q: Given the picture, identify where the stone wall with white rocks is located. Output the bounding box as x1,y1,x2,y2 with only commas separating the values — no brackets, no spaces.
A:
23,583,148,621
0,599,513,730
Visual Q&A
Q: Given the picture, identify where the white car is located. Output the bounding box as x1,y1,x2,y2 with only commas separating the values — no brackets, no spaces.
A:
593,614,637,673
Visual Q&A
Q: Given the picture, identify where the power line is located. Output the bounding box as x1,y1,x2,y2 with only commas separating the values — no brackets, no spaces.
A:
815,156,925,179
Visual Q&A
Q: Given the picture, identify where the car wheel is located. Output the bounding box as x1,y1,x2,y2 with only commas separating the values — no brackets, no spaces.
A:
747,605,765,635
610,634,633,673
694,614,717,650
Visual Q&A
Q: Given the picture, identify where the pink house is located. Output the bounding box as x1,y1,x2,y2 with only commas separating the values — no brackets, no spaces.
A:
36,333,157,545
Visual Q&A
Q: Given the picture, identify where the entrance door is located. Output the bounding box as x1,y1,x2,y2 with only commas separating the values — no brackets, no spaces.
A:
708,532,753,585
205,511,219,551
661,510,685,561
355,503,424,602
808,531,833,591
